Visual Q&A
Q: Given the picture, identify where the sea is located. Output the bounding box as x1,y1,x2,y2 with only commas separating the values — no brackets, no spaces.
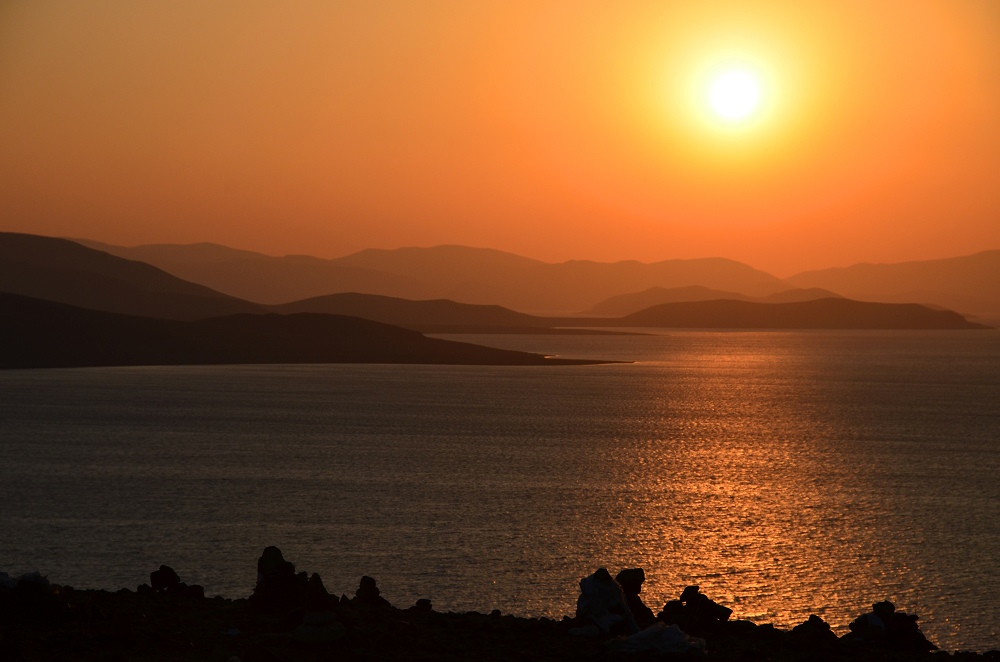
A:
1,330,998,652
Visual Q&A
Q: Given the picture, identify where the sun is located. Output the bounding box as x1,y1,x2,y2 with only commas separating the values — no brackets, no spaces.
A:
706,68,762,122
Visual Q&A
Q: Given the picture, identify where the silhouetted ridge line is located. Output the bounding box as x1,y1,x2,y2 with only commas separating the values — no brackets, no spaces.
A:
0,293,605,369
605,298,988,329
787,249,1000,321
0,232,264,320
270,292,544,326
71,235,1000,320
583,285,844,316
77,237,789,311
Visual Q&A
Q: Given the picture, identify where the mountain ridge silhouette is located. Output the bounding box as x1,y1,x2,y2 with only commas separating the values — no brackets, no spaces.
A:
583,285,844,317
1,233,265,320
0,292,600,369
76,237,999,320
786,250,1000,322
2,235,988,362
605,298,987,329
76,239,790,312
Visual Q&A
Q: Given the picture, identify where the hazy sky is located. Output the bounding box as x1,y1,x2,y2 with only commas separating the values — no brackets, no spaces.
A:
1,0,998,275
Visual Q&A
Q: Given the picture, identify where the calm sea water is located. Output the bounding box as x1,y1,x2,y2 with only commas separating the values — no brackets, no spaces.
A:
1,331,998,652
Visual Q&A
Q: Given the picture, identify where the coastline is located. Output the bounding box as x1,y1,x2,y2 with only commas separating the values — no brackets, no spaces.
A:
3,548,997,661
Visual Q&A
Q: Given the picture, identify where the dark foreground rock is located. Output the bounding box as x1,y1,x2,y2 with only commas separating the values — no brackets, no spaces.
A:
1,555,997,662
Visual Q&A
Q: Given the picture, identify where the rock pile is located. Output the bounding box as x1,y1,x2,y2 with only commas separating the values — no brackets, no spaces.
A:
614,568,656,628
248,545,307,612
846,599,938,651
570,566,948,658
571,567,639,635
354,574,392,609
143,564,205,598
658,584,734,635
0,552,992,661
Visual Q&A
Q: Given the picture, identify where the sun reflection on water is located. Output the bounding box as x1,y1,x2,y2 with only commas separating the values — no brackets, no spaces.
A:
1,332,998,651
583,340,934,635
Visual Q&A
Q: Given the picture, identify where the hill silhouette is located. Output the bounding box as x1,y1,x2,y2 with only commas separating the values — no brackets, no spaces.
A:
0,293,600,369
53,235,998,326
583,286,842,316
5,234,987,334
78,240,790,313
787,250,1000,323
759,288,843,304
270,292,543,327
1,233,264,320
269,292,550,332
270,292,647,334
598,298,988,329
77,239,436,307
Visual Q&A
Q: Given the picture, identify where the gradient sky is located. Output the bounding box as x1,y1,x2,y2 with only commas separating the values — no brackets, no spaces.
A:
1,0,998,275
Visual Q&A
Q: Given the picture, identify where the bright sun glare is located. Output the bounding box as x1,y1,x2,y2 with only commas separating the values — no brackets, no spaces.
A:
706,69,762,122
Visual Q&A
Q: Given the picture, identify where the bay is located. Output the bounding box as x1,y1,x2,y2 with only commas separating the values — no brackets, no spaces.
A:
1,330,998,651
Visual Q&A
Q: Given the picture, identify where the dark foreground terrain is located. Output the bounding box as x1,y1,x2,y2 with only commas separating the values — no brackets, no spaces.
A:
2,548,997,662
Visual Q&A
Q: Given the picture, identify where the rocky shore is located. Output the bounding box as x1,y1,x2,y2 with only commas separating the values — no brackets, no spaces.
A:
2,547,997,662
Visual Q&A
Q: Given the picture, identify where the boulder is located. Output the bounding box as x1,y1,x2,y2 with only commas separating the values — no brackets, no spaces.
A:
149,565,180,592
657,585,732,634
574,568,639,635
615,568,656,628
848,611,886,641
872,600,895,623
846,600,936,652
791,614,839,651
249,546,307,613
304,573,334,612
257,546,295,580
353,576,392,608
885,610,936,651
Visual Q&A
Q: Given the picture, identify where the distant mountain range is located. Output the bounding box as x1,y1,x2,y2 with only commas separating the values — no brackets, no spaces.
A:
270,292,544,327
602,298,985,330
266,292,635,334
0,233,263,320
76,238,1000,322
0,233,599,367
0,293,598,369
77,239,790,313
0,233,991,368
582,285,843,317
786,250,1000,323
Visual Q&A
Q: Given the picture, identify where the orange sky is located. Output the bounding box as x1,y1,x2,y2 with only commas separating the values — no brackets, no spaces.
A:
1,0,998,275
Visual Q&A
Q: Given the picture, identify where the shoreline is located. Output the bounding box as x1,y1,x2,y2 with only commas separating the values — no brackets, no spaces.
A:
3,548,998,661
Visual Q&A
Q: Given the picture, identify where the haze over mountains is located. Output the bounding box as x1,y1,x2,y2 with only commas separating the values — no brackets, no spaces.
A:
787,251,1000,323
272,292,541,327
1,233,263,320
79,239,790,313
78,238,1000,322
584,286,843,317
607,298,983,330
0,233,589,367
0,232,991,369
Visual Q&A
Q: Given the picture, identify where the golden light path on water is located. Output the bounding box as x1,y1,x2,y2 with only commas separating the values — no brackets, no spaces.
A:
435,331,993,649
1,332,998,651
595,346,871,627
